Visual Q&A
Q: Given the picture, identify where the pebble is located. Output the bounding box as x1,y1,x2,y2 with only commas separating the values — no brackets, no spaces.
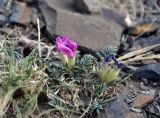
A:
125,112,144,118
139,84,149,91
125,98,133,104
141,78,148,85
132,95,154,108
0,14,6,23
148,90,155,96
73,0,101,14
9,2,33,25
133,91,138,95
129,107,142,113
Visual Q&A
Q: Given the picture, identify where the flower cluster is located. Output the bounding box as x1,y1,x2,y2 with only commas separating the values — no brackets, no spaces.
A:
56,35,77,70
104,54,122,69
99,54,122,85
56,36,77,58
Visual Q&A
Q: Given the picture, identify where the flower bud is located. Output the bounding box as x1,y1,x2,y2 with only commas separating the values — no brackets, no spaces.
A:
98,54,122,85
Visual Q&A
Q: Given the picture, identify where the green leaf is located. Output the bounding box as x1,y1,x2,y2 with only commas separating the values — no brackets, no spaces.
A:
96,46,116,61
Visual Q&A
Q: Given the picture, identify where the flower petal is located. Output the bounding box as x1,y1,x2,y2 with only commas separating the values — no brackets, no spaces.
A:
56,36,62,50
57,42,74,58
62,35,69,43
104,55,113,63
55,35,77,58
115,61,123,69
67,39,77,53
56,36,62,42
112,56,122,68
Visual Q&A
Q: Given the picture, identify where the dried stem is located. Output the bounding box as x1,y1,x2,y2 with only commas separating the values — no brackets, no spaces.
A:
37,18,41,58
117,44,160,61
121,54,160,64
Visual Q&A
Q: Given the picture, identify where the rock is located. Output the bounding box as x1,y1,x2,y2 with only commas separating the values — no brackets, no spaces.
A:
0,0,8,6
0,14,6,23
145,101,160,117
37,0,57,38
147,114,160,118
55,10,123,51
36,0,123,51
125,112,144,118
43,0,76,12
144,0,158,10
20,0,34,4
138,35,160,48
141,78,148,86
30,7,46,30
101,92,129,118
100,7,125,27
139,82,149,91
133,91,138,95
117,36,141,55
132,95,154,108
9,2,33,25
104,99,129,118
148,90,156,96
125,98,133,104
133,63,160,80
72,0,101,14
0,8,5,14
117,20,160,55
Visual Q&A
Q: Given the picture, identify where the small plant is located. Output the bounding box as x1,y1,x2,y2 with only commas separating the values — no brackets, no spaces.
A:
0,47,47,117
98,54,122,85
46,36,122,117
0,33,122,117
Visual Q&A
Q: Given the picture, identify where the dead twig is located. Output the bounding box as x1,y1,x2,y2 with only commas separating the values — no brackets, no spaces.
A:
117,44,160,61
121,54,160,64
37,18,41,58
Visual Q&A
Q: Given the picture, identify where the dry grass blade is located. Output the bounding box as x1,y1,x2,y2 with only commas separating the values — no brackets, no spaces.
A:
17,36,57,59
37,18,41,58
117,44,160,61
121,54,160,64
79,92,92,118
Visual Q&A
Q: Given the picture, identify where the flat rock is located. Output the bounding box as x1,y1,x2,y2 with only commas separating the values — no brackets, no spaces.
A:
0,14,6,22
125,112,144,118
72,0,101,14
104,99,129,118
37,0,57,37
138,35,160,48
90,110,107,118
55,10,123,51
0,0,8,6
141,59,158,65
145,100,160,117
20,0,34,4
132,95,154,108
9,2,33,25
133,63,160,80
37,0,123,51
101,92,129,118
42,0,75,13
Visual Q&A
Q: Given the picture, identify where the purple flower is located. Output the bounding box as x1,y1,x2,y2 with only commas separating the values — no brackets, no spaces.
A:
104,54,123,69
104,54,114,63
56,36,77,58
